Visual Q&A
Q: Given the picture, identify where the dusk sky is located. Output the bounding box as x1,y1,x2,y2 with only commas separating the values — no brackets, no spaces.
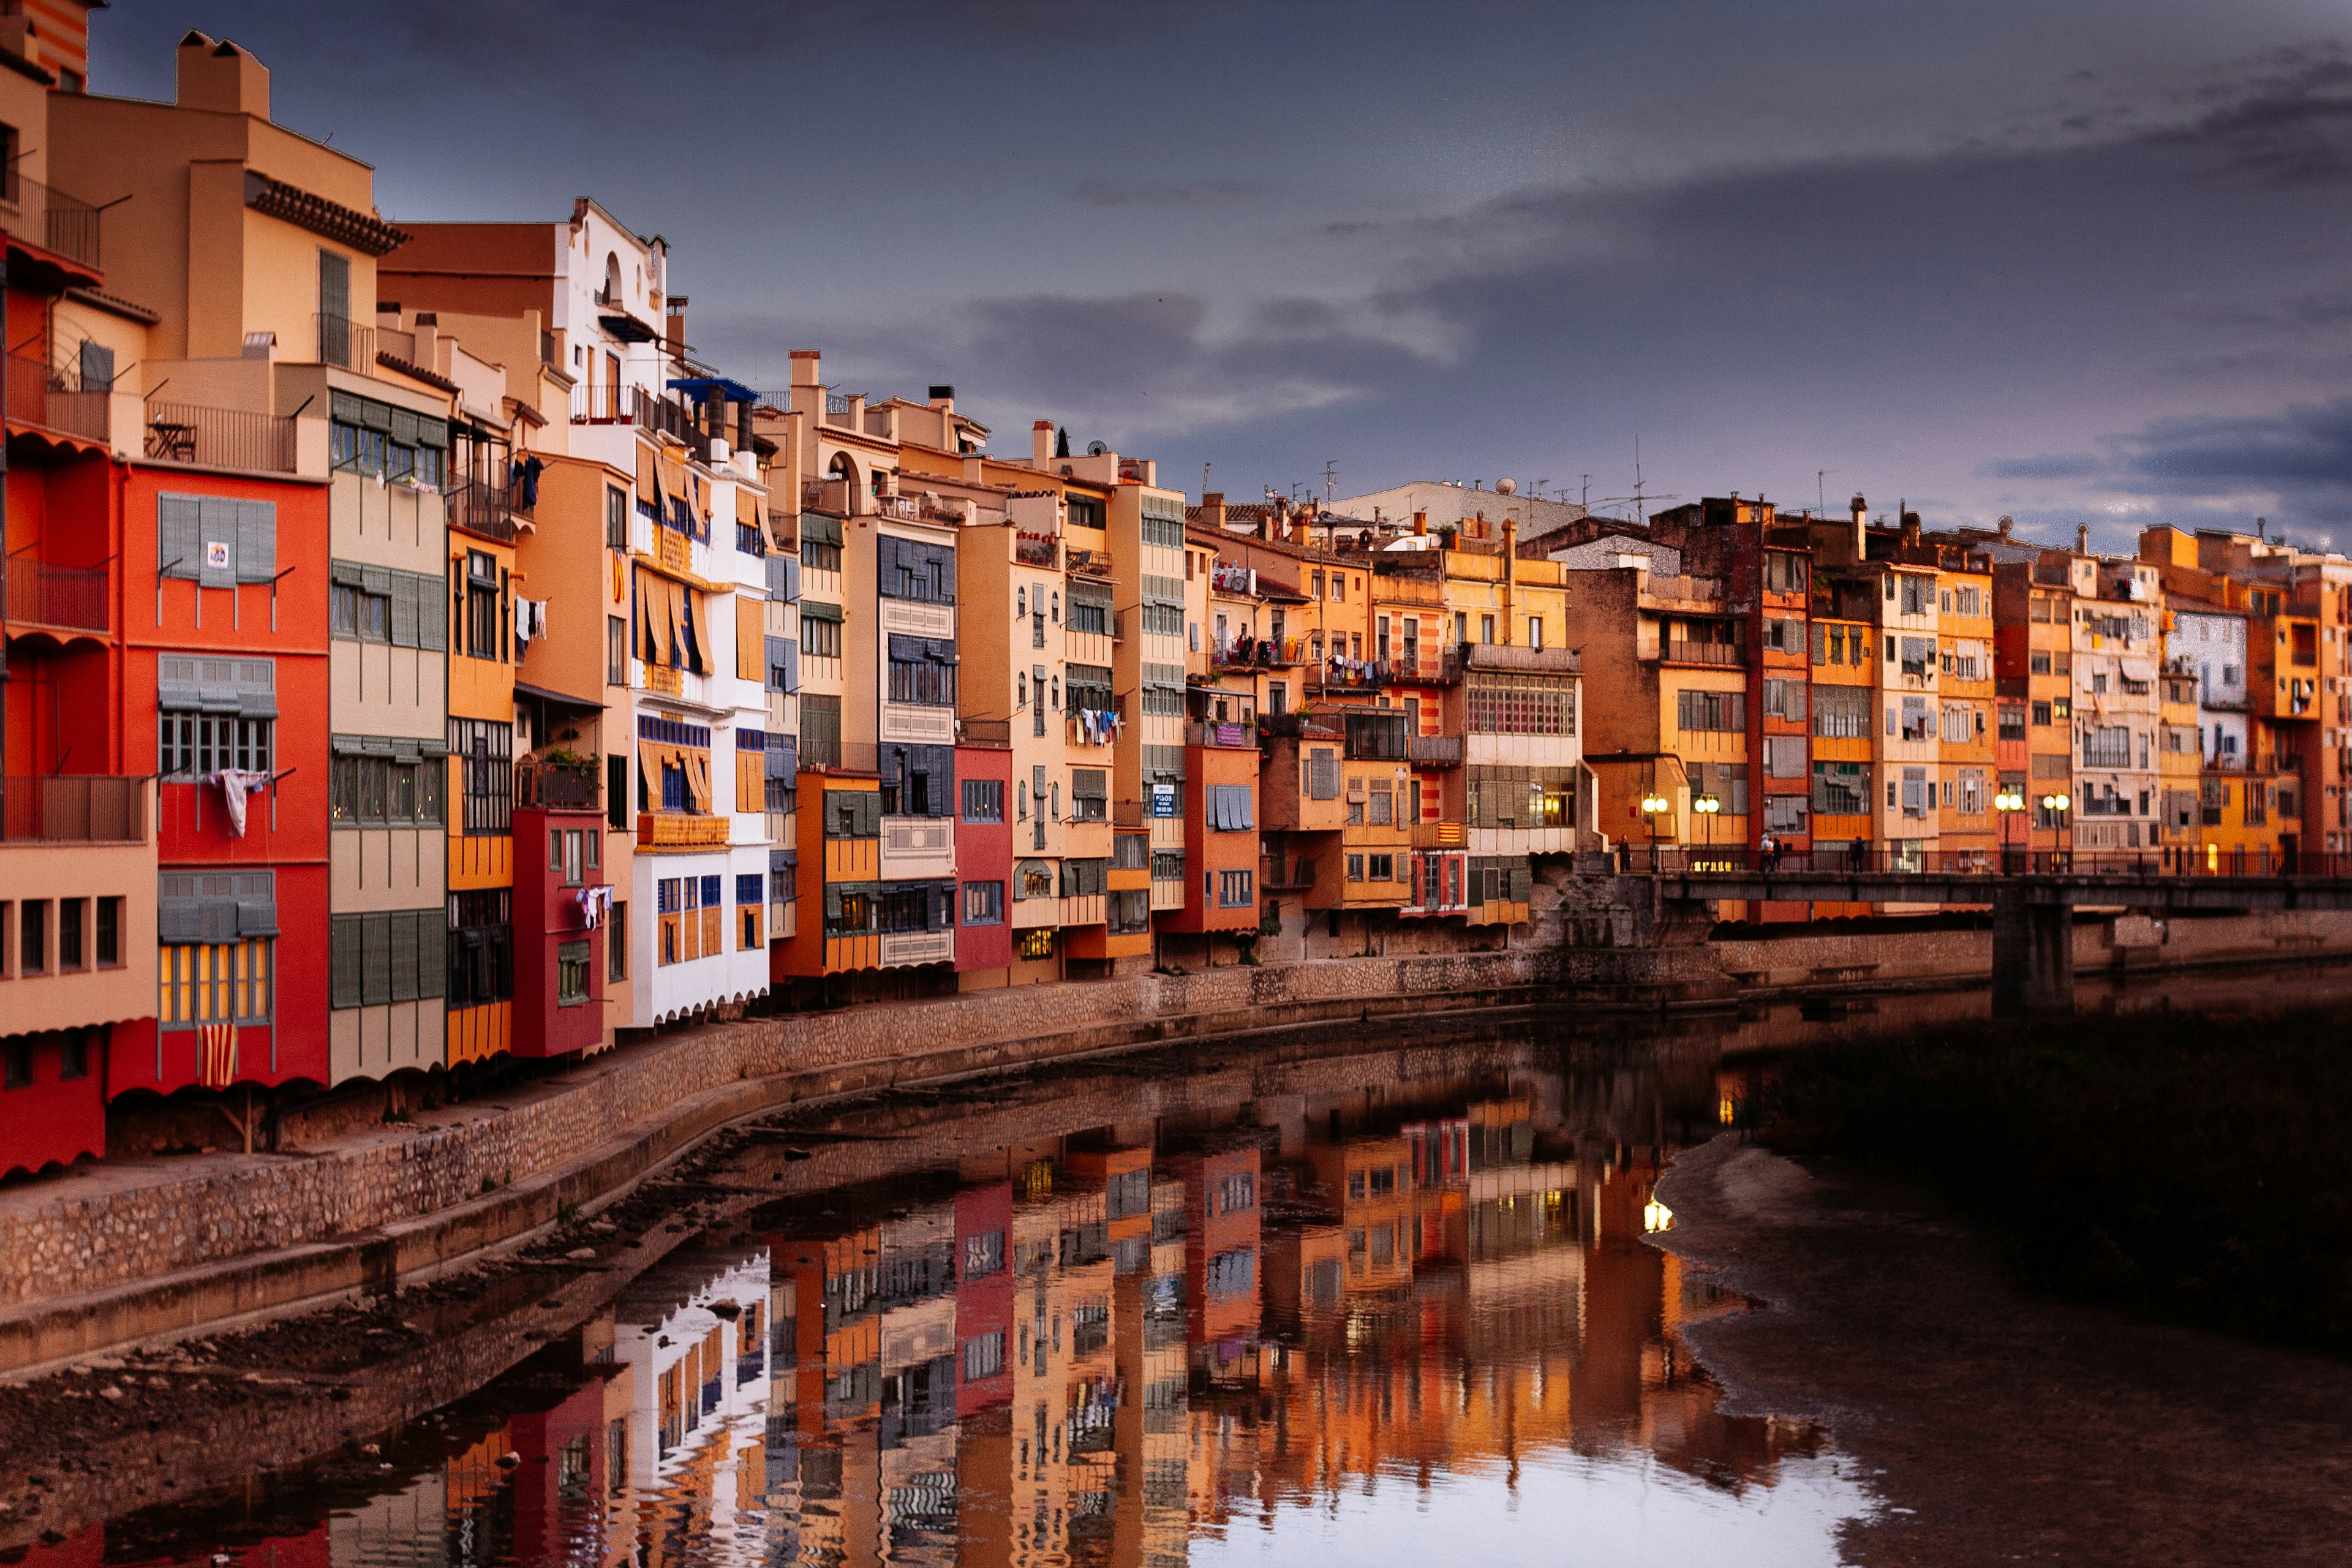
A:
92,1,2352,548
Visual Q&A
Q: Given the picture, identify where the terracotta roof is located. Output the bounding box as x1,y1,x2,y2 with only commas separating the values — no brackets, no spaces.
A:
375,352,459,394
65,285,160,325
244,170,410,257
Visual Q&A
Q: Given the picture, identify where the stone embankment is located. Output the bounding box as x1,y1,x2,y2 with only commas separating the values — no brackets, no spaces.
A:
0,944,1712,1377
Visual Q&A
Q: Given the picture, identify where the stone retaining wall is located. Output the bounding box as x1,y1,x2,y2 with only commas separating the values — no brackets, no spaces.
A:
0,948,1583,1315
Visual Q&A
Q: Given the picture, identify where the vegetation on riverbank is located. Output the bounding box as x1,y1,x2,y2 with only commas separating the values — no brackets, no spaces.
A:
1755,1005,2352,1352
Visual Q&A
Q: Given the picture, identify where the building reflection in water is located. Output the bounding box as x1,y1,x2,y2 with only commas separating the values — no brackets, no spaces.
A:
69,1058,1864,1568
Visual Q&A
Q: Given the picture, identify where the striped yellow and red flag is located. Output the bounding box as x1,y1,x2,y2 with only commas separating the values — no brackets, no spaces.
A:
198,1023,238,1090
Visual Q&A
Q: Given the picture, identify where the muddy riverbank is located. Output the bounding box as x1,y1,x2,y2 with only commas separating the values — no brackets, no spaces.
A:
1657,1137,2352,1566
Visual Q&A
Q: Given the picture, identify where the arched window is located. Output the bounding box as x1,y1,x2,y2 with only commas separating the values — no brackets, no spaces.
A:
602,252,621,305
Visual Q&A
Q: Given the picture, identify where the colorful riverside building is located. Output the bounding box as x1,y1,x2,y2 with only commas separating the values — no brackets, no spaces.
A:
47,35,437,1114
0,21,162,1175
758,353,978,993
385,204,780,1029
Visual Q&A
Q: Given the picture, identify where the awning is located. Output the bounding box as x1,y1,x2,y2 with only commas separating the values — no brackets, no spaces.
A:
668,375,762,405
801,599,843,623
514,679,604,711
685,750,712,813
2120,657,2156,682
636,444,658,505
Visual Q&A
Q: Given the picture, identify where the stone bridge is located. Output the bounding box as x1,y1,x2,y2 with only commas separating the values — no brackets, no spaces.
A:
1646,854,2352,1015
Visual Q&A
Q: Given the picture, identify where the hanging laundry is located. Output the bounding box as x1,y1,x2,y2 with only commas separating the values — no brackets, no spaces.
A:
511,454,546,509
516,597,549,656
209,769,272,837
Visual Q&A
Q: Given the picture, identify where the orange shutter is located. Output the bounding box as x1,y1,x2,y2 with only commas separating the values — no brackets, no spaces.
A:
736,592,762,680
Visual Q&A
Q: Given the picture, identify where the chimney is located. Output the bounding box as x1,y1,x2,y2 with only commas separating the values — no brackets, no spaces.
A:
1849,492,1868,559
2076,523,2090,555
927,385,954,412
178,34,271,120
1413,509,1427,536
790,349,821,387
1997,514,2014,538
665,296,688,364
1901,510,1922,546
1032,420,1054,467
1202,491,1227,530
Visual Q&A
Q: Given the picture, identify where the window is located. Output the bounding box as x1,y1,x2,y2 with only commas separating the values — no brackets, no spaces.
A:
1017,926,1055,960
2032,700,2052,726
160,714,273,780
886,634,957,706
962,778,1004,822
450,718,513,835
1208,784,1254,831
609,900,628,982
1368,852,1396,881
1762,679,1806,723
18,899,47,975
330,749,443,827
0,1039,25,1090
1999,706,2027,741
1061,858,1108,898
1812,687,1869,738
318,248,353,364
1205,1247,1256,1298
608,614,627,685
605,485,629,549
963,880,1005,925
1216,869,1253,907
1675,690,1745,733
1466,676,1575,736
801,609,843,658
1071,768,1107,822
1218,1172,1256,1213
58,899,86,972
446,891,514,1007
96,897,121,968
962,1331,1007,1383
160,938,276,1026
557,941,590,1006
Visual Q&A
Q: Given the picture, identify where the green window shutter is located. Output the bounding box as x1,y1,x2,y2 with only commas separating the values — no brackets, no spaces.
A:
330,916,362,1009
390,910,419,1003
416,911,447,998
361,911,392,1006
196,498,238,589
418,570,448,650
233,500,277,583
390,573,420,647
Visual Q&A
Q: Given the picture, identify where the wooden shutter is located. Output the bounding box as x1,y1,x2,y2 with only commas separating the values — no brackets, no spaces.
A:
736,594,762,679
159,494,202,579
234,500,277,582
318,248,351,322
390,572,420,647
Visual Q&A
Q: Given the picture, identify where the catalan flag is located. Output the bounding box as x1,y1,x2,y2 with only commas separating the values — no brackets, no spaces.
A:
198,1022,238,1090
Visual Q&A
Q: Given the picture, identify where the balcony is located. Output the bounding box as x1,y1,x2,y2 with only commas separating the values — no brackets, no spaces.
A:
880,929,956,968
143,401,299,473
0,173,100,270
1407,735,1463,767
446,476,518,543
881,815,956,878
1310,657,1393,691
4,561,108,633
1410,820,1466,849
568,383,714,462
958,717,1012,747
516,758,600,812
1015,531,1060,568
637,811,731,849
873,492,967,526
1212,636,1305,671
2,776,148,842
801,477,853,516
801,739,880,774
6,353,109,442
315,314,375,371
1661,639,1743,667
1185,719,1258,748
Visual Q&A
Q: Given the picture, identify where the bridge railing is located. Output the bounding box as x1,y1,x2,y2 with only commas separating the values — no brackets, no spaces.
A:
1619,843,2352,880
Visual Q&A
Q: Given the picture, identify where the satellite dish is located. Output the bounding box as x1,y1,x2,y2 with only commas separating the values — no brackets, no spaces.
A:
1087,440,1109,456
1495,477,1517,495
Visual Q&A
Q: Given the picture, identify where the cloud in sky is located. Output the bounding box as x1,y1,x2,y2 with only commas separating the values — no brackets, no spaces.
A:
80,2,2352,548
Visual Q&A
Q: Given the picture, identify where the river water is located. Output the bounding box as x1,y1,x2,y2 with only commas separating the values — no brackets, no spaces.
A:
48,967,2336,1568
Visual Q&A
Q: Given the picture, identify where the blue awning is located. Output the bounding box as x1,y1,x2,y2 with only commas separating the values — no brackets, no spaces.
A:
668,375,762,405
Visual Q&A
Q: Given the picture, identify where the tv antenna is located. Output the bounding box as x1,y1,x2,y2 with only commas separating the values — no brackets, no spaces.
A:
1322,458,1338,508
1817,469,1837,516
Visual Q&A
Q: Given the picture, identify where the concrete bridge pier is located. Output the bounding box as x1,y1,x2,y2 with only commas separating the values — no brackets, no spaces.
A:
1992,886,2074,1017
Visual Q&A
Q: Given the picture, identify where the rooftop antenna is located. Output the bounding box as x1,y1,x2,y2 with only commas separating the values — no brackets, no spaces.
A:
1817,469,1836,518
1202,460,1210,499
1322,458,1338,508
1581,474,1591,507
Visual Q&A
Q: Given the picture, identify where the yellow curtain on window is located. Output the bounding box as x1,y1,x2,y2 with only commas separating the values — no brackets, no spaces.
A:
636,445,660,514
684,750,712,813
737,748,764,813
637,571,666,668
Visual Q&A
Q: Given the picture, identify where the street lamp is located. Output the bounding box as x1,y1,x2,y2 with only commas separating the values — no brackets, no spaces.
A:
1994,787,2024,870
2039,792,2071,867
1640,793,1670,866
1692,791,1719,864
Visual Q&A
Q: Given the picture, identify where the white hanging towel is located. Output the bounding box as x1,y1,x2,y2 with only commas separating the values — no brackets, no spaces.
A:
515,597,548,655
210,769,272,837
